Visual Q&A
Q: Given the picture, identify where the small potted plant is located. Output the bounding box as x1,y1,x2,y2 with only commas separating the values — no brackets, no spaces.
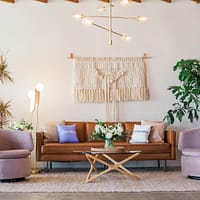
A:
0,100,12,128
9,118,33,131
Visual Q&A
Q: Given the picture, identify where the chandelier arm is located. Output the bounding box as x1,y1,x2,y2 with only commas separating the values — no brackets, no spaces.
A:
84,15,138,20
93,23,123,37
109,0,113,45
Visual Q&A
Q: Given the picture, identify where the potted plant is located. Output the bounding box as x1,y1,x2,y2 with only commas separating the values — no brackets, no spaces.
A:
9,118,33,131
164,59,200,124
0,100,12,128
0,53,14,128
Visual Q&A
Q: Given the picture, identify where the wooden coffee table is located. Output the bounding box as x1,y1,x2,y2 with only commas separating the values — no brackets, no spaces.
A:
74,149,141,183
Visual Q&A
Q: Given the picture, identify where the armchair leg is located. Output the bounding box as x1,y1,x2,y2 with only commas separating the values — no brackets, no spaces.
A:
188,176,200,180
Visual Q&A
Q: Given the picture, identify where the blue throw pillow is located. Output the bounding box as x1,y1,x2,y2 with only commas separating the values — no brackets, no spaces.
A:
56,124,79,143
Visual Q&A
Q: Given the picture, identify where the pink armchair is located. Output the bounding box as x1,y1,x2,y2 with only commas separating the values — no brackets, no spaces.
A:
178,128,200,179
0,129,33,182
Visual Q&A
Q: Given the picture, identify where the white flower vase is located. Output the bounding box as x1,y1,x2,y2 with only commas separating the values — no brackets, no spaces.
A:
104,139,114,149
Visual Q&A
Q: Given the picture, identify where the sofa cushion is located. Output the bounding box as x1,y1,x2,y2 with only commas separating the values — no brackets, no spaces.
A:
85,122,97,141
124,122,141,137
57,124,79,143
130,124,151,143
63,121,86,142
141,120,168,142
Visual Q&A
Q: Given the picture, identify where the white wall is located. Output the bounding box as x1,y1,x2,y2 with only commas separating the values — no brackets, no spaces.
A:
1,0,200,168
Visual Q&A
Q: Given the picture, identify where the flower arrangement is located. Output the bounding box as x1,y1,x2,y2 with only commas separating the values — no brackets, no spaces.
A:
9,119,33,131
91,120,124,148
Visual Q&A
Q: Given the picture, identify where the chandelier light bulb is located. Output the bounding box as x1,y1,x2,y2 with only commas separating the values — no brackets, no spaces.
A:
35,83,44,92
98,6,107,12
120,0,130,6
122,34,132,41
136,16,148,22
72,13,83,20
82,17,94,26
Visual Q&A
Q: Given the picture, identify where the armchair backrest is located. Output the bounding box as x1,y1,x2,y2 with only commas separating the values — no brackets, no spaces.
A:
0,129,34,151
178,128,200,151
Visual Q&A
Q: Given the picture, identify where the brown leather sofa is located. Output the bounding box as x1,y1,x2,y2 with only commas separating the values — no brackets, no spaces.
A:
36,121,176,171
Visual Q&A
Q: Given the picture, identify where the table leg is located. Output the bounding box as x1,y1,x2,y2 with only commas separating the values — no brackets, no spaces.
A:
102,153,141,180
85,152,141,183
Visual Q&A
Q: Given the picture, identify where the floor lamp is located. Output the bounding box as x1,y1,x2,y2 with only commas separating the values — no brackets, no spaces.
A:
28,83,44,174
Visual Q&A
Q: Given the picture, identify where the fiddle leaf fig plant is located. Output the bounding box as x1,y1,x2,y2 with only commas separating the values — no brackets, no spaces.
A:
164,59,200,124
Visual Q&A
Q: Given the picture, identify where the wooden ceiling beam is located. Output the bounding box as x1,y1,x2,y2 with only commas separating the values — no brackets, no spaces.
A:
0,0,15,3
34,0,48,3
161,0,172,2
66,0,80,3
192,0,200,3
0,0,199,4
98,0,110,2
131,0,142,3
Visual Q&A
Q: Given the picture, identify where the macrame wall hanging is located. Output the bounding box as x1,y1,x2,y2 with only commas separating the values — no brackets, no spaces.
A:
73,56,150,122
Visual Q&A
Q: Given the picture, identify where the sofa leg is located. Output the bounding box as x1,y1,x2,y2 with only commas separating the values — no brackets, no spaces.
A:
157,160,160,168
50,161,52,170
43,161,50,172
164,160,167,171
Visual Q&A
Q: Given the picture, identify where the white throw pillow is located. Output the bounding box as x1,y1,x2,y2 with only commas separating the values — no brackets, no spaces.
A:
130,124,151,143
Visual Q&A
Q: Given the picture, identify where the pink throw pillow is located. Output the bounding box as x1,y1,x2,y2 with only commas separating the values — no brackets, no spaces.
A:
141,120,168,142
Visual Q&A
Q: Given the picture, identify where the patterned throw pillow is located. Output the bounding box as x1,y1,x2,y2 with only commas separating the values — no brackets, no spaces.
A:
141,120,168,142
56,124,79,143
130,124,151,143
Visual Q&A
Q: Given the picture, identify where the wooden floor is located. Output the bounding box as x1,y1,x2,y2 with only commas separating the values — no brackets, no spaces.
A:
1,192,200,200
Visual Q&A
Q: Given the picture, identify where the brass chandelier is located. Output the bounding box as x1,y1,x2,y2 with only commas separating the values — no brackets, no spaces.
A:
73,0,147,45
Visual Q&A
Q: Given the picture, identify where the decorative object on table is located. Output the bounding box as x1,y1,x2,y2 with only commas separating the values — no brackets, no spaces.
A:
0,52,14,128
91,146,125,153
72,0,147,45
74,56,149,121
9,118,33,131
163,59,200,124
91,120,123,149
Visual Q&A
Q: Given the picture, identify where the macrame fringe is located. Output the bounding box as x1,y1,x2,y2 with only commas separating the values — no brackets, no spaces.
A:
74,88,149,103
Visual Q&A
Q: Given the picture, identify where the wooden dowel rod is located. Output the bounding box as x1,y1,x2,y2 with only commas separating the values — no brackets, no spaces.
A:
68,53,152,59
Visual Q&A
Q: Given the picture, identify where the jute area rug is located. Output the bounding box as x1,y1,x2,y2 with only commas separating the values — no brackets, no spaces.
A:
1,168,200,192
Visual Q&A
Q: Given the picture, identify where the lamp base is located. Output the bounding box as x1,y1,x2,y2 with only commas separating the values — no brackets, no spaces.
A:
31,169,40,174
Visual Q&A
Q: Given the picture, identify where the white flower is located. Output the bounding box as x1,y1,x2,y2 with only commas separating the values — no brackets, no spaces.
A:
92,121,124,141
95,124,101,132
105,131,113,139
